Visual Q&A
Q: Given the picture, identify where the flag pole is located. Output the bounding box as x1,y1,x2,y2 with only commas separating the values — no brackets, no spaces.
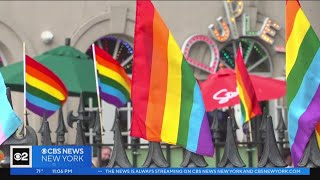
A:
91,44,104,139
23,42,27,136
248,118,253,142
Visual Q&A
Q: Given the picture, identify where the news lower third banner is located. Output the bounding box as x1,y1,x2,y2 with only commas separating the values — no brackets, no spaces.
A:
9,145,92,168
9,145,310,176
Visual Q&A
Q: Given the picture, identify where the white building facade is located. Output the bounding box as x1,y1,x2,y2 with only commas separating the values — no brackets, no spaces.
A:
1,1,320,145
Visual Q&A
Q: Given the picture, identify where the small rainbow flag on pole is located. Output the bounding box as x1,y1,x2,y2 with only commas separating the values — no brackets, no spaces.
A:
235,45,261,124
130,0,214,156
286,0,320,166
25,55,68,117
93,45,131,108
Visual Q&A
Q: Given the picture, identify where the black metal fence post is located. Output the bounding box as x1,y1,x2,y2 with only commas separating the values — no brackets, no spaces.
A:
131,138,139,167
166,144,171,166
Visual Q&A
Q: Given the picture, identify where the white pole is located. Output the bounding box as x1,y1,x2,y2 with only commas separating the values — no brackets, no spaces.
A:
23,42,27,135
91,44,104,137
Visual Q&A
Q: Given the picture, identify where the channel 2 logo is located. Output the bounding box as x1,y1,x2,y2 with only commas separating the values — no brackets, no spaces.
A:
10,146,32,168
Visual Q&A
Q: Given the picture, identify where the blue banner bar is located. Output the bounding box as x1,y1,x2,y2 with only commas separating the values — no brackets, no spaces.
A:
32,146,92,168
11,168,310,175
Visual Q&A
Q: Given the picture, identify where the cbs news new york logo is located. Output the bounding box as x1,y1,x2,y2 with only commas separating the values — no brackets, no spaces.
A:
10,146,32,168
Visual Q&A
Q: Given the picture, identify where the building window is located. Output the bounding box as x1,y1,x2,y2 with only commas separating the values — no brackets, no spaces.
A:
86,35,133,74
219,38,272,76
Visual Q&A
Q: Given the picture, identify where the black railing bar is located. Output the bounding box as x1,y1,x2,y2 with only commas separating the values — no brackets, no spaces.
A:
89,141,289,148
215,141,289,146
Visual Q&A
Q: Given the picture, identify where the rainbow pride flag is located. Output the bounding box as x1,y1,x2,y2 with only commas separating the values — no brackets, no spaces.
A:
286,0,320,166
235,45,261,124
26,55,68,117
0,72,22,145
130,0,214,156
94,45,131,108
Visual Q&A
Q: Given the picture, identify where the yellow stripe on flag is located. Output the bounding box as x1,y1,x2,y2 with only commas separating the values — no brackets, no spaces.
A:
26,74,65,101
237,82,250,122
316,123,320,149
316,130,320,149
286,9,310,78
97,64,131,93
161,33,182,144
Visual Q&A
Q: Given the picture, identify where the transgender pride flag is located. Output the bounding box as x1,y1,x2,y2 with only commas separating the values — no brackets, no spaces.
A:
286,0,320,166
0,72,22,145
